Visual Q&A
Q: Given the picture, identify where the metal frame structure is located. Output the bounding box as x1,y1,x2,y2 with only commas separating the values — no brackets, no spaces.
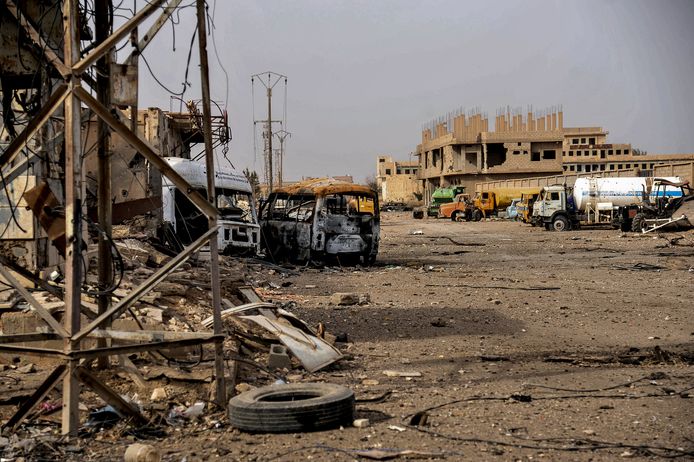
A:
0,0,227,435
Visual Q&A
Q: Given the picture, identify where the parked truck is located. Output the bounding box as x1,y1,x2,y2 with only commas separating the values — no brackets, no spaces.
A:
426,186,466,217
438,193,472,221
467,187,541,221
532,176,683,231
516,192,540,225
627,179,694,232
161,157,260,255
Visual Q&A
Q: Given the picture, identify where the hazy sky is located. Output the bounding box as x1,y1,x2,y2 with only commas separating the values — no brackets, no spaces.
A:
136,0,694,183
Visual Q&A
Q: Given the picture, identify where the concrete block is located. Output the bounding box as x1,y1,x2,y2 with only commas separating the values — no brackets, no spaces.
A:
267,344,291,370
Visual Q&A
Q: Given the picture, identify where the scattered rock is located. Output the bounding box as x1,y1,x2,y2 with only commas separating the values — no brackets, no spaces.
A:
353,418,370,428
361,379,380,386
17,363,36,373
124,443,161,462
150,387,167,402
383,370,422,378
330,293,370,306
235,383,255,393
156,282,188,297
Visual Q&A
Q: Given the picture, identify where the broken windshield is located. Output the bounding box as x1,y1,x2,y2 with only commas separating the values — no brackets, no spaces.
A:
216,189,254,222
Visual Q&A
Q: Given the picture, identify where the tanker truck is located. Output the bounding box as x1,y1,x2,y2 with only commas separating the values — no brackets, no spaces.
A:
532,177,683,231
468,187,541,221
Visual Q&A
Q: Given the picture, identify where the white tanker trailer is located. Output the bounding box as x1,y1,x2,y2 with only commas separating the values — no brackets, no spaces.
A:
532,176,683,231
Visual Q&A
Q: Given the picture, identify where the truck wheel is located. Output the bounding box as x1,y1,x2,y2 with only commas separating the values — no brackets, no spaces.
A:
451,211,463,222
473,209,483,222
552,216,570,231
228,383,355,433
631,213,647,233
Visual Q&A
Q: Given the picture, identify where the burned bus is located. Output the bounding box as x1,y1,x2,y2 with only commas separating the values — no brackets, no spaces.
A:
161,157,260,255
259,178,379,265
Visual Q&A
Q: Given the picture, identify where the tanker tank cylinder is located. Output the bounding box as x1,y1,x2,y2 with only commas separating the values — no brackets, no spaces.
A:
572,177,683,212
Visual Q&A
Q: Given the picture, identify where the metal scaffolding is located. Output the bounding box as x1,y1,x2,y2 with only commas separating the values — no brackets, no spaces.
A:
0,0,227,435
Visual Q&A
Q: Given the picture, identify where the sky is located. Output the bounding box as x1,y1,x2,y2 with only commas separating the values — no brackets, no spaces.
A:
135,0,694,183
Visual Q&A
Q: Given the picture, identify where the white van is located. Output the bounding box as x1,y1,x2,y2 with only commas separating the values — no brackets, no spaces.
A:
161,157,260,255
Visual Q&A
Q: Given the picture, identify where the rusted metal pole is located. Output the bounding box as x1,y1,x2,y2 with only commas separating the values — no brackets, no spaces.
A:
62,0,83,436
267,86,273,193
129,0,138,133
196,0,227,407
95,0,113,370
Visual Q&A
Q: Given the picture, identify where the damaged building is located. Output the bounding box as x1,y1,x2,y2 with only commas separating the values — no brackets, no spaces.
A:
375,155,422,205
409,106,694,202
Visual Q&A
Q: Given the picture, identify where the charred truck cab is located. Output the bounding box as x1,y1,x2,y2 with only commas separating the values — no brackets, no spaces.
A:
161,157,260,255
260,178,380,265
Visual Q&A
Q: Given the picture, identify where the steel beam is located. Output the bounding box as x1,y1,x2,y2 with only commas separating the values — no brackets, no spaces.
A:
75,367,148,426
0,84,68,170
73,86,218,218
61,0,82,436
3,0,70,77
72,0,167,75
127,0,184,64
0,263,69,338
196,0,226,407
71,336,223,360
71,225,219,342
71,0,166,75
2,365,67,432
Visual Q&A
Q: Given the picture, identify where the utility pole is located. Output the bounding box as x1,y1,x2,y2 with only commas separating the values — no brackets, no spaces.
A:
274,129,291,188
251,72,286,194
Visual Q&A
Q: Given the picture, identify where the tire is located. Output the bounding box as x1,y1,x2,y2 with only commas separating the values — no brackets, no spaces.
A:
451,211,463,222
552,215,570,231
473,209,483,222
631,213,647,233
228,383,355,433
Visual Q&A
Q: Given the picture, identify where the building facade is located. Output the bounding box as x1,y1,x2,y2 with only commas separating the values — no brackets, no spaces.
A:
416,108,566,199
413,106,694,203
376,155,422,204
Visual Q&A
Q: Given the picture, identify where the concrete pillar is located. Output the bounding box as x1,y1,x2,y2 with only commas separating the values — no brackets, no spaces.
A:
558,111,563,129
482,143,488,171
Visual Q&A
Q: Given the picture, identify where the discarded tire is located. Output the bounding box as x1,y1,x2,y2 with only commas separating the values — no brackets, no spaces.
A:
228,383,355,433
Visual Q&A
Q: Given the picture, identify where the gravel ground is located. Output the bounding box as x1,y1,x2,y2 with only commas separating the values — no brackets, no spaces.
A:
2,212,692,461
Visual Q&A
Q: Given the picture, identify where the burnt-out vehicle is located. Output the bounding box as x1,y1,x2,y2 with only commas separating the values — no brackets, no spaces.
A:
259,178,380,265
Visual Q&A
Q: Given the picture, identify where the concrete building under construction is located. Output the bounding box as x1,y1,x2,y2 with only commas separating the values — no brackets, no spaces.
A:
413,106,694,201
416,107,566,199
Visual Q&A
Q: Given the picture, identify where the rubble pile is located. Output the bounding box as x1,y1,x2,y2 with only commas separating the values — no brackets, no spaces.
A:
0,224,349,457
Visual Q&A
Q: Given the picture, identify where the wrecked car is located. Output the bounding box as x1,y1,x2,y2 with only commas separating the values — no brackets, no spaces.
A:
259,178,379,265
161,157,260,255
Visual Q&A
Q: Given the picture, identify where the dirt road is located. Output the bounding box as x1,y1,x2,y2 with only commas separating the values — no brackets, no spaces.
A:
2,213,692,461
243,214,693,461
